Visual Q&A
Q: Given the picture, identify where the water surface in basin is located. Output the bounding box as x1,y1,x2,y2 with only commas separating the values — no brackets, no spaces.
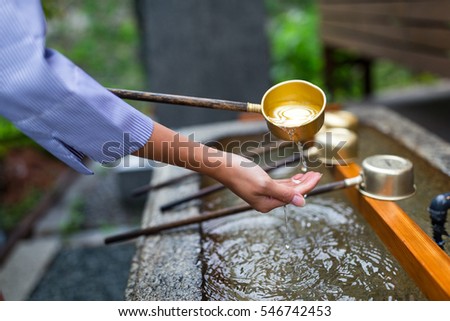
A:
201,174,424,300
199,126,442,300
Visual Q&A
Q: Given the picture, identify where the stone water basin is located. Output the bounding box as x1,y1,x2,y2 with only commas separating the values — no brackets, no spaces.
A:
126,107,450,301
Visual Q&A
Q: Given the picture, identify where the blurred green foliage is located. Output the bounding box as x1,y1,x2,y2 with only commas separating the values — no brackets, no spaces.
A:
0,189,43,232
0,120,35,158
42,0,62,18
60,197,86,236
45,1,146,91
266,0,323,87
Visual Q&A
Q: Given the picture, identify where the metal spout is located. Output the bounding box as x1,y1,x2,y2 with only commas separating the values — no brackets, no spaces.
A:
428,192,450,249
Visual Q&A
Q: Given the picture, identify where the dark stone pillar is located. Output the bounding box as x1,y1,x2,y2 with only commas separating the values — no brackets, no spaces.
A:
135,0,271,128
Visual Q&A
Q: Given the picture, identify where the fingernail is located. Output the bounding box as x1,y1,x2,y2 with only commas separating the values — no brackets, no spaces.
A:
291,195,305,207
291,178,302,184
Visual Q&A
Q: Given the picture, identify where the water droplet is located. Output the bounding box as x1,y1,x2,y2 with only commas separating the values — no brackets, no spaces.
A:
297,142,308,172
283,206,292,251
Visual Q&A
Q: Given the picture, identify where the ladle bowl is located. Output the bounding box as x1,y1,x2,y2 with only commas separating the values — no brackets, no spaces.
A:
260,80,326,142
109,79,326,142
313,127,358,165
359,154,416,201
324,110,359,131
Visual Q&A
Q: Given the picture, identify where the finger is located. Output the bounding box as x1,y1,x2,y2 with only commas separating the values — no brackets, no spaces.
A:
259,172,322,211
265,180,297,205
293,172,322,195
265,179,308,207
273,173,307,185
257,193,306,213
274,171,318,187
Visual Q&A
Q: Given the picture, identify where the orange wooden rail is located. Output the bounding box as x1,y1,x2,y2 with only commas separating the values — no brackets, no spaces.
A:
333,163,450,300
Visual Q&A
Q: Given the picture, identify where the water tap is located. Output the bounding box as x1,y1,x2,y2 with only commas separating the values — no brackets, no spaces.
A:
428,192,450,250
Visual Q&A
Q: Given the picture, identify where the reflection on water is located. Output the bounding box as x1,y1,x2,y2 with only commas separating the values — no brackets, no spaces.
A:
202,195,425,300
267,104,319,127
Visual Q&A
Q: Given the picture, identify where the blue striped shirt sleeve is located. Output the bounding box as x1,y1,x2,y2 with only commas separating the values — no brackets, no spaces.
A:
0,0,154,175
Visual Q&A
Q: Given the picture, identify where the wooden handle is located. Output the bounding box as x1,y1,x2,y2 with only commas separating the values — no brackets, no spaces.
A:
306,176,362,197
104,203,252,244
108,88,259,113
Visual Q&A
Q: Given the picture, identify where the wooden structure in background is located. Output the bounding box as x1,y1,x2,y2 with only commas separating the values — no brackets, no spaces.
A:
333,163,450,300
318,0,450,96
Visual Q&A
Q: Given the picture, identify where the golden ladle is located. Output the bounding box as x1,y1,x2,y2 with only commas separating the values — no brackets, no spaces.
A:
109,79,326,142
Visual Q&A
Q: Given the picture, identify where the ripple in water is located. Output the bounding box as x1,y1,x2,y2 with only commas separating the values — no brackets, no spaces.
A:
202,197,425,300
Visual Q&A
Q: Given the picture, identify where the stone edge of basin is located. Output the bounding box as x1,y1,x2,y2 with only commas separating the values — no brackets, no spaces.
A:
347,105,450,177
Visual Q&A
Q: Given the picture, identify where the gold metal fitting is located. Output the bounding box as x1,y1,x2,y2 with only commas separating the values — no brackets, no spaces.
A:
246,103,262,113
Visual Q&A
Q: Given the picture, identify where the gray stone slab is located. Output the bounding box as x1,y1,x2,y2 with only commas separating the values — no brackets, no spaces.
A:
135,0,271,128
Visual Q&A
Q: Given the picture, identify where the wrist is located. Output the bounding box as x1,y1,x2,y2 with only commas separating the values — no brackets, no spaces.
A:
206,152,255,187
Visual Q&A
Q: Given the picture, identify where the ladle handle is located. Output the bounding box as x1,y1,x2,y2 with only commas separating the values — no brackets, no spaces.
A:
104,176,363,244
104,203,251,244
306,175,362,197
108,88,261,113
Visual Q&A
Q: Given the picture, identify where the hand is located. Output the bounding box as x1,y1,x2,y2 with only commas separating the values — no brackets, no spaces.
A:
216,154,322,213
134,123,322,213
